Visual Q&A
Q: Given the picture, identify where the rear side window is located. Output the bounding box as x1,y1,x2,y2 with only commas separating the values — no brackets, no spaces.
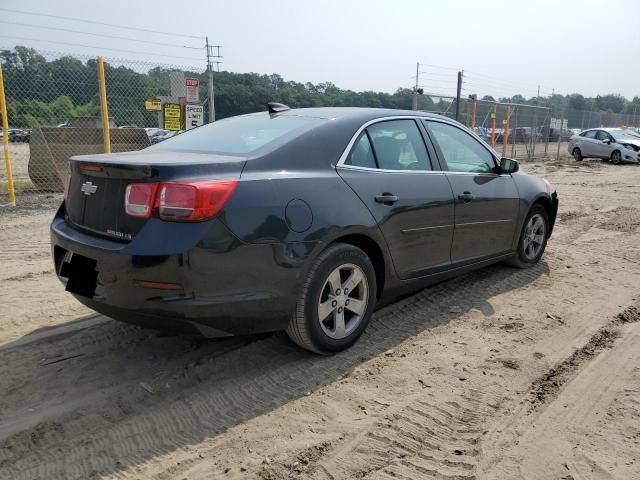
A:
149,114,323,155
582,130,597,139
345,133,377,168
367,120,431,171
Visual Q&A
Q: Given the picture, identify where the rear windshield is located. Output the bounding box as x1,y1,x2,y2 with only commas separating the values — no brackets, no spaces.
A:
148,113,323,155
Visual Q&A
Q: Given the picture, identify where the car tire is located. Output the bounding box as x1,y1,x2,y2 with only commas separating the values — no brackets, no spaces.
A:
611,150,622,165
286,243,376,354
572,147,583,161
505,205,549,269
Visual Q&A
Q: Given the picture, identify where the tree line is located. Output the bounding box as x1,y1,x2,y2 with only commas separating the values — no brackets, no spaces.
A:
1,46,638,129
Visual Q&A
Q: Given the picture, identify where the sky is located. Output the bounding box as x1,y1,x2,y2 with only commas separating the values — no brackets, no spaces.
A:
1,0,639,100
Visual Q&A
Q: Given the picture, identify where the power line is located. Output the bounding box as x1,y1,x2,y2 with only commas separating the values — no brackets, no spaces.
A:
416,62,460,71
0,20,203,49
0,7,204,39
0,35,205,63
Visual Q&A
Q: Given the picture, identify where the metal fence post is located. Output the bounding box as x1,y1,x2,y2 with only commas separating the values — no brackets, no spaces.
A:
511,106,517,158
471,96,477,130
556,109,563,161
490,104,496,148
502,105,511,158
97,56,111,154
0,64,16,206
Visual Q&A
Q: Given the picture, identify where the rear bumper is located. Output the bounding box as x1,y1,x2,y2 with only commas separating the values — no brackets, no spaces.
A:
50,206,315,336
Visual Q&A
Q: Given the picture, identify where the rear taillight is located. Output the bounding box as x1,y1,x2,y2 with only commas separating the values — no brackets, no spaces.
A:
125,183,158,219
63,173,71,201
123,180,238,222
159,180,238,222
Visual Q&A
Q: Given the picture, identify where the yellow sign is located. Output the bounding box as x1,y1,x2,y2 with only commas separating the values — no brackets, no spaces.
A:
163,103,182,131
145,99,161,111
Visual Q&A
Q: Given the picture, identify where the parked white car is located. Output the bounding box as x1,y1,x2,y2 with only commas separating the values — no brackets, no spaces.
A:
568,128,640,164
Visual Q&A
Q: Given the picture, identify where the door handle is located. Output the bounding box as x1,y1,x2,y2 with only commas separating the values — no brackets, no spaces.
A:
375,194,399,205
458,192,474,202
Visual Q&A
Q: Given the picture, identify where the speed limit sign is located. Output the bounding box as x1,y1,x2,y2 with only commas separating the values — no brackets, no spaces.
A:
185,104,204,130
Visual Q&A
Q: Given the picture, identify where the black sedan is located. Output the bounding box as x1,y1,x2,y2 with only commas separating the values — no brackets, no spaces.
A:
51,105,558,354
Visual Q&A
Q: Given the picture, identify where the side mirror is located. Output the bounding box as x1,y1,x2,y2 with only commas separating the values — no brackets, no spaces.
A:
602,138,611,144
500,157,519,174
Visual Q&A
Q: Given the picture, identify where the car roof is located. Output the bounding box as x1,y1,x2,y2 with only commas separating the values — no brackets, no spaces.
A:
270,107,451,123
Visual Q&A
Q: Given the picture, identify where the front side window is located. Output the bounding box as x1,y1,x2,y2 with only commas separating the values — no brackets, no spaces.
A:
366,120,431,171
595,130,613,142
426,121,495,173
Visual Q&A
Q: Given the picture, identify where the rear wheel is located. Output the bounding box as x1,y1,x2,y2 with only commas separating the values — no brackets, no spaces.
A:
506,205,549,269
572,147,583,161
611,150,622,165
286,243,376,354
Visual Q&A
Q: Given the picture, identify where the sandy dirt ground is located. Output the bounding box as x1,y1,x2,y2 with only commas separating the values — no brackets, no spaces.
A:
0,158,639,480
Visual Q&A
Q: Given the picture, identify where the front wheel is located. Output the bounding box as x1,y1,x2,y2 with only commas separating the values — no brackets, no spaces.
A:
506,205,549,269
611,150,622,165
286,243,377,354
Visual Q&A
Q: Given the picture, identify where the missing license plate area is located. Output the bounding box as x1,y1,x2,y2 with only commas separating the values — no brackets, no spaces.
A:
59,251,99,298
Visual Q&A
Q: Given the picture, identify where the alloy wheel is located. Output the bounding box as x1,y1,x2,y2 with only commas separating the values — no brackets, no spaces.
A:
317,263,369,340
611,151,621,164
523,213,545,260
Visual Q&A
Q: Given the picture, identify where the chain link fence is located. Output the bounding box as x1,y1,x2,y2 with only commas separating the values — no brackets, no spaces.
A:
418,94,561,160
2,46,640,208
0,46,206,207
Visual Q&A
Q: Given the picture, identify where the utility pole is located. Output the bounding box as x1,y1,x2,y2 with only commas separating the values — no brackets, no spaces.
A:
412,62,420,110
455,70,463,121
205,36,222,123
537,85,540,97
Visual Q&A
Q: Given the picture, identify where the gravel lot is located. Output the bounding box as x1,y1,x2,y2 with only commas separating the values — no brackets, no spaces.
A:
0,158,639,480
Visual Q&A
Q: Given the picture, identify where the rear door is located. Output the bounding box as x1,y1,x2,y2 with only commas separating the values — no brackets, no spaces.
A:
423,120,520,264
337,118,455,279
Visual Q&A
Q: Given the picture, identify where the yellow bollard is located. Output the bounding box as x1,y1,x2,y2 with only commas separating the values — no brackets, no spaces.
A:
0,64,16,206
97,56,111,154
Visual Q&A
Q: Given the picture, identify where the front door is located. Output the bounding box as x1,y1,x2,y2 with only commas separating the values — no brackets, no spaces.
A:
337,119,455,279
594,130,615,158
424,120,520,264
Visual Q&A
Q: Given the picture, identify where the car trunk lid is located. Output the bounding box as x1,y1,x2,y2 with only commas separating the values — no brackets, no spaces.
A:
65,151,245,241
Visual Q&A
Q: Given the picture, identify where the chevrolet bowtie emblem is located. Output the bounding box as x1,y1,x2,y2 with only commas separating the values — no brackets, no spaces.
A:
80,181,98,195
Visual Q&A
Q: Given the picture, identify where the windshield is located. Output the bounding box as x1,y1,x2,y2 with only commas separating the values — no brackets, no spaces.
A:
148,113,323,155
610,129,640,141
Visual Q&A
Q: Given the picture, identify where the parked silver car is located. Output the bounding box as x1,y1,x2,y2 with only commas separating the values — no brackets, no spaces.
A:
568,128,640,164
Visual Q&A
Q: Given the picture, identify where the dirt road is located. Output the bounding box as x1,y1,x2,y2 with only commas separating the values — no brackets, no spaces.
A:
1,158,639,480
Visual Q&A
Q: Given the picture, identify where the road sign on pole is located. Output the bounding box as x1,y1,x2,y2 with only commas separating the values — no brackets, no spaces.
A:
163,103,182,131
185,77,199,103
185,104,204,130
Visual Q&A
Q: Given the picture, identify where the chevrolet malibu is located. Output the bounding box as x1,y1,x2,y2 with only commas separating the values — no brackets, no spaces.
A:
51,105,558,354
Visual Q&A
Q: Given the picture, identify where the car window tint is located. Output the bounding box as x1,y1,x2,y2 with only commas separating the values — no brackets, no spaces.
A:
149,113,323,156
583,130,598,139
426,121,495,173
366,120,431,171
345,133,377,168
595,130,611,141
